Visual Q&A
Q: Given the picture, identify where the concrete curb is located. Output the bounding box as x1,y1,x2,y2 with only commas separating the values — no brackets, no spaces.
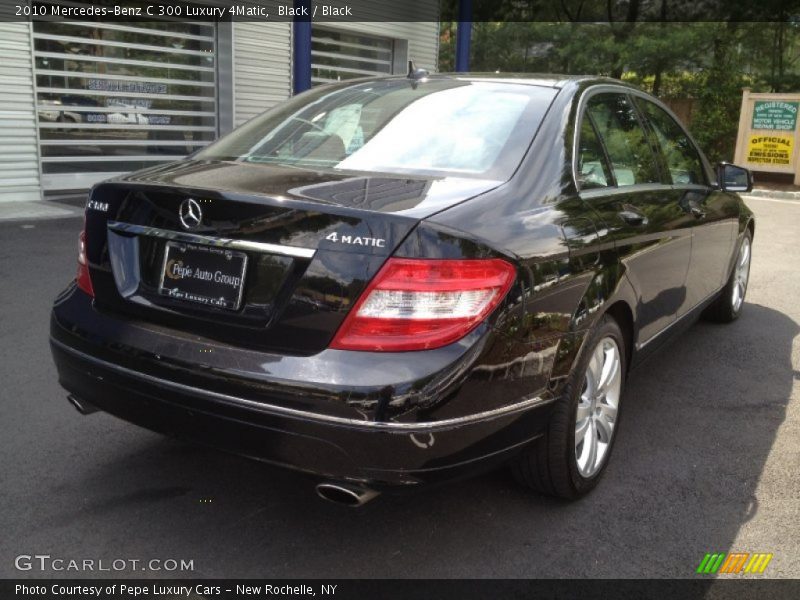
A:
748,188,800,201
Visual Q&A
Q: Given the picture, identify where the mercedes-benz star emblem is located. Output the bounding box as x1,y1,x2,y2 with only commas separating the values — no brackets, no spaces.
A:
179,198,202,230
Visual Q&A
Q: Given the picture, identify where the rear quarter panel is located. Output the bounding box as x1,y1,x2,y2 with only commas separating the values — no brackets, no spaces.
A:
414,81,638,405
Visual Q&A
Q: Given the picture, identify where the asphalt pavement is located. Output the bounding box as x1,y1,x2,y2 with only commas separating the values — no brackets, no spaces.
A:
0,195,797,579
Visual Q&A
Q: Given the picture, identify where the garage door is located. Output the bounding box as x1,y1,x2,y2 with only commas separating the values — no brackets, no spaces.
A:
311,27,395,85
32,18,217,191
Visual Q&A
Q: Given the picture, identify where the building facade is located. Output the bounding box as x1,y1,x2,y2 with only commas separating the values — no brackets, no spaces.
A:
0,10,439,202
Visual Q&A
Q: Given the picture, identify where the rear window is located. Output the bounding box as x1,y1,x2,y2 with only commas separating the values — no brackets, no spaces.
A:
197,79,557,180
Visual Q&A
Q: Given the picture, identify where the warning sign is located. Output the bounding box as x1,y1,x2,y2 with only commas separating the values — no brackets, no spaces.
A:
746,134,794,166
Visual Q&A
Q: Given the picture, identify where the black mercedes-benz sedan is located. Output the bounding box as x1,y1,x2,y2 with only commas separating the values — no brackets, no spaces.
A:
50,73,754,505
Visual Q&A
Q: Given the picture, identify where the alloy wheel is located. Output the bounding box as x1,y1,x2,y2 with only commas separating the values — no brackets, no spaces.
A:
732,236,751,313
575,336,622,478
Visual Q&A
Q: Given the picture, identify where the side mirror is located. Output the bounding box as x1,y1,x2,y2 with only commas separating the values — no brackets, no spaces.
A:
717,162,753,193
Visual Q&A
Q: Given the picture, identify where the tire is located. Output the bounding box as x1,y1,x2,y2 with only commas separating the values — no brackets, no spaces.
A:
702,229,752,323
511,315,626,500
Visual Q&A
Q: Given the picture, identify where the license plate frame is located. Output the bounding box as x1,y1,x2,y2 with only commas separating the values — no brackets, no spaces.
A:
158,241,248,311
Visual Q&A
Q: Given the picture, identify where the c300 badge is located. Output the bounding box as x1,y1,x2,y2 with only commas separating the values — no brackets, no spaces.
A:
86,199,109,212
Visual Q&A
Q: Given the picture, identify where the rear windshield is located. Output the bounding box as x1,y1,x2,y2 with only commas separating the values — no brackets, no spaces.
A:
197,79,557,180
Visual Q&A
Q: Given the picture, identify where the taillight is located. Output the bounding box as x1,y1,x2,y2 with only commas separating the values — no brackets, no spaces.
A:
330,258,516,352
76,225,94,297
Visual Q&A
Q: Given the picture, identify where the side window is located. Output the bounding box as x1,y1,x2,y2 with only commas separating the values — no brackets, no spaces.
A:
586,93,660,186
636,99,706,186
577,116,613,189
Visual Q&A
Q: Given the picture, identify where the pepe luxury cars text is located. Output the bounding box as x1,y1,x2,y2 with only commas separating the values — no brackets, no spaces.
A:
50,73,754,504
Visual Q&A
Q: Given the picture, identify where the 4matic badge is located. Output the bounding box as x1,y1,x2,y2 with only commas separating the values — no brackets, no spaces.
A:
325,232,386,248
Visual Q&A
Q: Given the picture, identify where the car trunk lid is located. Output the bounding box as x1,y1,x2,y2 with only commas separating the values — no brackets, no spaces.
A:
83,160,500,355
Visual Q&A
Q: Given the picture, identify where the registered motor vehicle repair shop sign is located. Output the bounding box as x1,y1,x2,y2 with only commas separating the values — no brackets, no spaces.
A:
735,90,800,183
751,100,798,130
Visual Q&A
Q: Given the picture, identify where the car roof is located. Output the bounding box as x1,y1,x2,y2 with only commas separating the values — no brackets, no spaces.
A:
369,73,631,90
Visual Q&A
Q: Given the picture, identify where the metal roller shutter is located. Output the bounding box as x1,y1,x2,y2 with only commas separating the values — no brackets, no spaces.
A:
0,18,42,203
311,27,395,85
232,20,291,126
32,4,218,191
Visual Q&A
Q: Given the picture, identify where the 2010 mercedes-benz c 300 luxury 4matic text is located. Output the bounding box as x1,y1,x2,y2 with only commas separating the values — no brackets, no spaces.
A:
50,73,755,505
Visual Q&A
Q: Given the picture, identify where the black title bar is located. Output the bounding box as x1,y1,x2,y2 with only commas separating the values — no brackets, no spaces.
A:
2,0,799,23
4,579,800,600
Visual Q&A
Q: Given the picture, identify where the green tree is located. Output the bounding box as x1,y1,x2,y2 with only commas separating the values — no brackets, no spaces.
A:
439,7,800,162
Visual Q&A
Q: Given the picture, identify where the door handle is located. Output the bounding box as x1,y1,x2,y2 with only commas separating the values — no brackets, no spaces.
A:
618,209,647,226
690,205,707,219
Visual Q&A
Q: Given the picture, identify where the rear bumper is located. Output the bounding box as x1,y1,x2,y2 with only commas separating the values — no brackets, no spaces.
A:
50,287,556,489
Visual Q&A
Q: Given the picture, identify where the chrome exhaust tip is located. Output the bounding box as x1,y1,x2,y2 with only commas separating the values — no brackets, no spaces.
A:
67,395,99,415
315,482,379,507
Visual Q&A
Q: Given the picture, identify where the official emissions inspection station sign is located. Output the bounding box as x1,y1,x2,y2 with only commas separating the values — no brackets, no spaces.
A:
746,102,798,167
735,90,800,181
746,134,794,167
